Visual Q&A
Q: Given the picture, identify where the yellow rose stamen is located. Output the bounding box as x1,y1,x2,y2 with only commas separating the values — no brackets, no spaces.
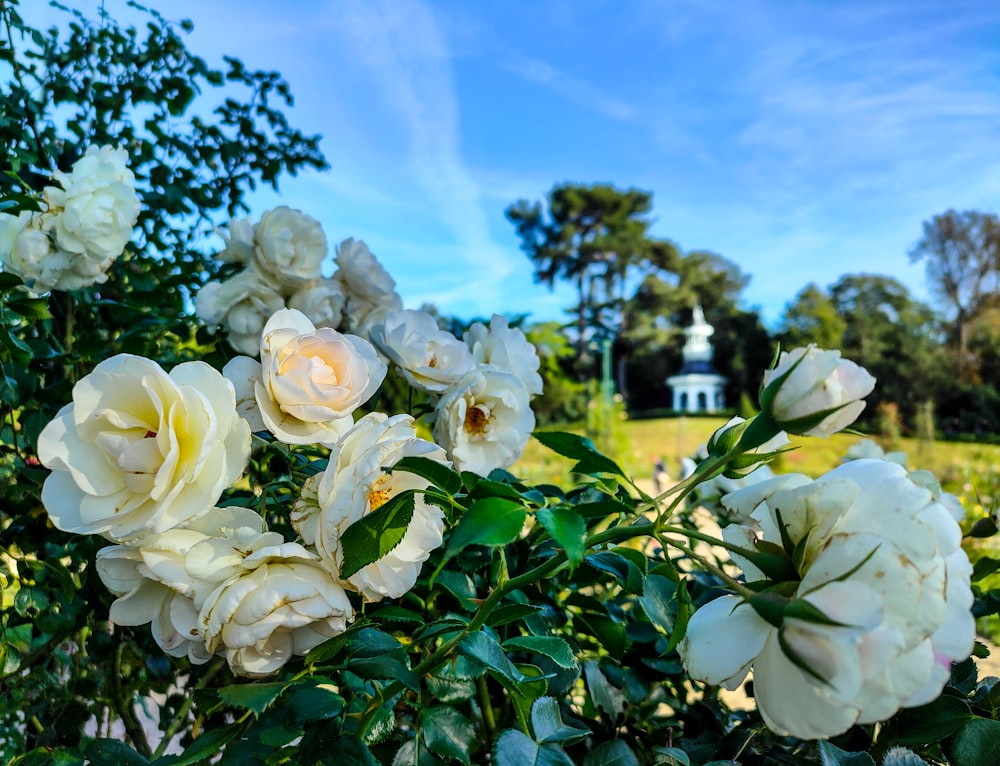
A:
464,405,489,436
368,480,393,511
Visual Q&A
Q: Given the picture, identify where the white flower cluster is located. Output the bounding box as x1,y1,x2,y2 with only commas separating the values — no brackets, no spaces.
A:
38,346,453,676
195,207,403,355
679,457,975,739
369,309,542,475
0,145,140,292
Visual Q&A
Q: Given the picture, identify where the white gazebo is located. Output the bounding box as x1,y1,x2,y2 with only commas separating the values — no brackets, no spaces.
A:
666,305,727,413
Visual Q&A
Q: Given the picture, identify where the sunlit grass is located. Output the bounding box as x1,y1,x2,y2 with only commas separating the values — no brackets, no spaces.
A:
514,415,1000,493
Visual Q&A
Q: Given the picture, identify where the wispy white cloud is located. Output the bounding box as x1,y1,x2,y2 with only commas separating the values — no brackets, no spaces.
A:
318,0,520,310
503,53,640,122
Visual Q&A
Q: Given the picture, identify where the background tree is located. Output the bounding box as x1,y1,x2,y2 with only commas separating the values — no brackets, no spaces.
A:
505,183,671,382
778,282,846,350
910,210,1000,379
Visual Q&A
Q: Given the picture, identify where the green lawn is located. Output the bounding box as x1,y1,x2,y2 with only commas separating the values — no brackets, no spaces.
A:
515,415,1000,493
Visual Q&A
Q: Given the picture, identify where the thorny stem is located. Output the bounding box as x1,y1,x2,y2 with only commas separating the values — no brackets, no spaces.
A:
113,639,152,759
151,657,227,760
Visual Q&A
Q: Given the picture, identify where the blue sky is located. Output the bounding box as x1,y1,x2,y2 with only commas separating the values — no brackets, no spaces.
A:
38,0,1000,327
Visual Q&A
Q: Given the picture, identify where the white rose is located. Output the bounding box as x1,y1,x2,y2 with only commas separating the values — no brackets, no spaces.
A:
334,238,397,303
288,278,345,329
760,345,876,437
342,290,404,343
214,216,255,265
196,269,285,356
198,547,353,677
37,354,251,542
222,308,386,446
46,144,140,262
369,309,474,393
296,412,449,601
252,206,326,288
96,545,211,664
464,315,543,397
0,212,62,291
433,365,534,475
679,458,974,739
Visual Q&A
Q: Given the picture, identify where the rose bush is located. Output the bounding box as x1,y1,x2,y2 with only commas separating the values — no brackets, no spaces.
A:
2,8,998,761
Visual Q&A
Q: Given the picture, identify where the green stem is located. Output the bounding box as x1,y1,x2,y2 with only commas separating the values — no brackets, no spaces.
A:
112,639,152,759
151,657,227,760
477,676,496,739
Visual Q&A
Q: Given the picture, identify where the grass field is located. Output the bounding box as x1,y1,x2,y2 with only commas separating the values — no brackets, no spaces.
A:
513,415,1000,493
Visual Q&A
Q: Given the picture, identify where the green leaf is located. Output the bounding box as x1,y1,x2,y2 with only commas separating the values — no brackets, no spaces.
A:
446,497,526,558
6,296,52,320
421,706,477,765
972,556,1000,581
347,627,404,658
503,636,577,670
536,506,586,564
532,431,625,477
217,681,288,715
459,631,524,687
946,718,1000,766
436,570,479,611
10,749,84,766
652,746,691,766
286,683,345,723
348,655,419,691
890,694,973,745
584,740,640,766
881,747,929,766
494,730,575,766
339,492,415,579
171,723,245,766
426,667,476,703
486,603,544,628
639,573,677,633
393,739,446,766
393,455,463,496
583,660,624,720
530,697,589,744
83,740,149,766
817,742,876,766
584,547,646,594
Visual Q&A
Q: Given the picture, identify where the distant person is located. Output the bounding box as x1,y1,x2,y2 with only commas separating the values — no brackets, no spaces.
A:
652,457,669,493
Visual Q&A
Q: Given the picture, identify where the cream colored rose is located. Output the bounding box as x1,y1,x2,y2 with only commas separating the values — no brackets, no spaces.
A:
214,216,255,265
464,314,543,397
97,545,211,664
369,309,474,393
433,365,534,475
45,144,140,262
761,345,876,437
196,269,285,356
680,458,974,739
198,546,354,677
334,238,397,303
296,412,449,602
252,206,327,288
0,212,60,291
223,308,387,446
37,354,251,542
288,278,345,329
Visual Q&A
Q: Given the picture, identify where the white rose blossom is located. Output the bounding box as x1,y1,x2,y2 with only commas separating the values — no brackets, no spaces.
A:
251,205,327,289
96,545,211,664
45,144,140,264
433,365,534,476
198,544,354,677
760,345,876,437
678,458,975,740
0,211,60,290
464,314,543,397
288,277,346,329
37,354,251,542
292,412,449,602
223,308,386,446
214,216,255,265
369,309,474,393
333,238,404,338
196,269,285,356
